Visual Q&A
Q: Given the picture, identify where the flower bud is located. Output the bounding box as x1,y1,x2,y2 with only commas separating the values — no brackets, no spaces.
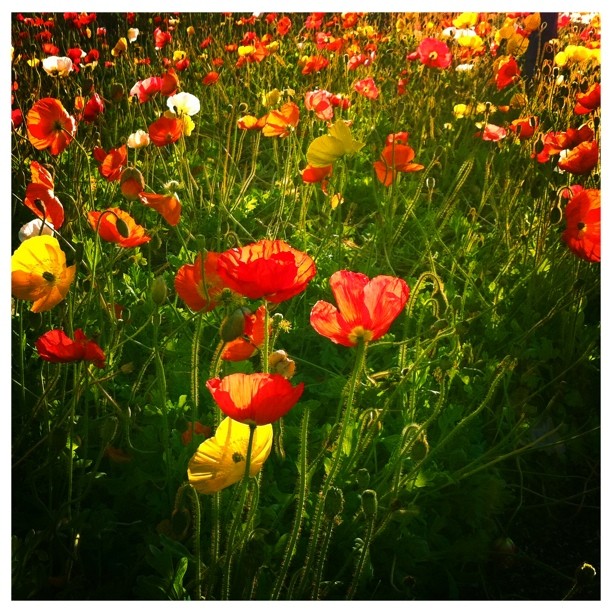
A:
220,307,250,342
151,276,168,305
356,468,370,488
361,489,378,519
324,486,344,518
268,350,296,379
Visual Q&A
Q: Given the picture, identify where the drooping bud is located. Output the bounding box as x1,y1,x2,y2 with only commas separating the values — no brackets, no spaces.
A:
220,307,250,342
324,486,344,518
151,276,168,305
268,349,296,379
361,489,378,519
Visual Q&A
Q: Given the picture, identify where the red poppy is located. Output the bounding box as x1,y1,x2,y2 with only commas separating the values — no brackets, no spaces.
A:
534,126,594,163
305,89,334,121
119,167,145,201
301,55,329,75
174,251,227,312
26,98,76,156
416,38,452,69
154,27,172,49
574,83,600,114
202,71,219,86
161,68,180,96
557,140,598,175
138,192,182,226
495,56,521,90
36,329,106,368
217,239,316,303
386,132,410,145
261,101,300,137
277,16,292,36
222,305,268,361
301,163,333,185
23,161,64,228
181,421,212,446
88,207,151,248
148,115,183,146
93,145,127,181
305,13,325,30
509,116,538,140
83,92,105,122
354,77,379,100
562,189,600,262
373,144,424,186
206,372,304,426
310,270,410,347
130,77,163,103
12,108,23,129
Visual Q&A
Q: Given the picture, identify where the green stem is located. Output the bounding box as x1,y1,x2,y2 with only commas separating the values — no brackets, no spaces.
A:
298,338,368,595
221,423,257,600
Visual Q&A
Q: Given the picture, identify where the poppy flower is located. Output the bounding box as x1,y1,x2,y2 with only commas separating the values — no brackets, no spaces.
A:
26,98,76,156
119,168,145,201
161,68,180,96
354,77,380,100
217,239,316,303
221,305,268,361
138,192,182,226
181,421,212,446
18,218,56,242
202,71,219,86
11,235,76,313
167,92,200,117
154,27,172,50
148,115,183,146
574,83,600,114
562,188,600,262
277,16,292,36
495,56,521,90
310,270,410,347
237,115,265,131
93,145,127,181
12,108,23,129
127,130,150,149
88,208,151,248
187,416,273,494
174,251,227,312
557,140,598,175
476,123,507,141
304,89,334,121
416,38,453,69
509,116,538,140
83,92,105,123
307,120,364,168
23,161,64,228
373,144,424,186
301,163,333,184
206,372,304,426
534,126,594,163
301,55,329,75
261,101,300,138
41,56,73,77
36,329,106,368
130,76,163,103
111,37,128,57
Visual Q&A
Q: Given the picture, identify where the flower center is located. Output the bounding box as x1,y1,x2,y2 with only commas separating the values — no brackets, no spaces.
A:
577,222,586,230
42,271,56,283
232,452,244,463
348,326,374,345
429,51,438,61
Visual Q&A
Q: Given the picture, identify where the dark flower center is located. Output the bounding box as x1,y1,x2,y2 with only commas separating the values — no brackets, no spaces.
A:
232,452,244,463
42,271,56,282
577,222,586,231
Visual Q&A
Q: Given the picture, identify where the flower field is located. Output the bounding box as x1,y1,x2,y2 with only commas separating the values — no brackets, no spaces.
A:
10,11,600,600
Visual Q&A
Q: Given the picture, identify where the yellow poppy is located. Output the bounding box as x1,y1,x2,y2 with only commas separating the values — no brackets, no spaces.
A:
187,417,273,494
306,120,364,168
11,235,76,313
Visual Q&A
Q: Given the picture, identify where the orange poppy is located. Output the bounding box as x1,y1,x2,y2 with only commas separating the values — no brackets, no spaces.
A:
161,68,180,96
138,192,182,226
26,97,77,156
206,372,304,426
148,115,183,146
88,207,151,248
119,167,145,201
93,145,127,181
574,83,600,115
23,161,64,228
495,55,521,90
301,163,333,184
217,239,316,303
261,101,300,138
373,144,424,186
221,305,269,361
237,114,265,130
557,140,599,175
310,270,410,347
174,251,227,312
562,188,600,263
